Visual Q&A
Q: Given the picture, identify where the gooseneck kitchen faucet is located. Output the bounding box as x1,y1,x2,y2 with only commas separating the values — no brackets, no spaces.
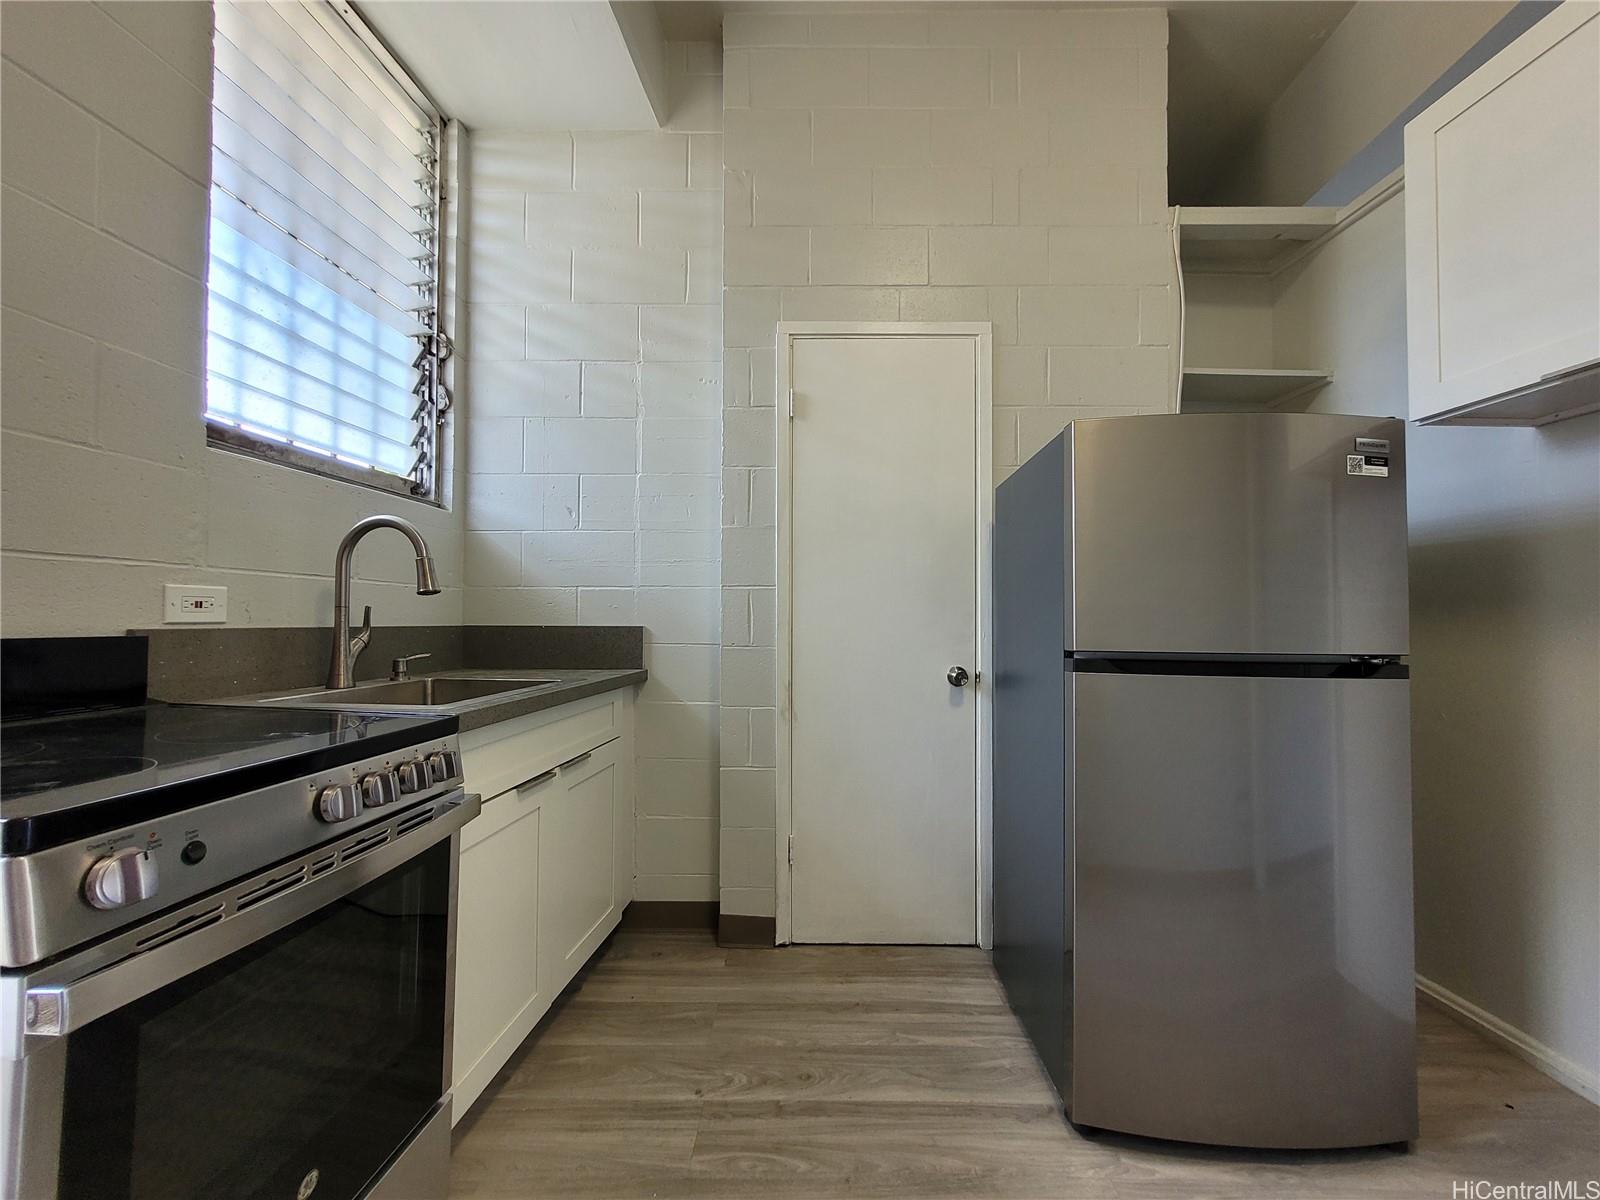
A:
326,515,442,688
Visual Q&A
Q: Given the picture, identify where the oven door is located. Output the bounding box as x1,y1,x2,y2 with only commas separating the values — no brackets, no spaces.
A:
3,790,478,1200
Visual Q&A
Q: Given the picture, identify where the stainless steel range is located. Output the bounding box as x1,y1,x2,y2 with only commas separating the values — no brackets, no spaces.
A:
1,638,479,1200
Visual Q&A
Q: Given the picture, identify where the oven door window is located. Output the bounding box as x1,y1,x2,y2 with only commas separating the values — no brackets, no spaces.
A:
56,841,450,1200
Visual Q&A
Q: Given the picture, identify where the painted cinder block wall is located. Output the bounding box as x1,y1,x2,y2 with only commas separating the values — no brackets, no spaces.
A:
460,44,725,901
2,2,1178,924
717,9,1179,922
0,1,466,635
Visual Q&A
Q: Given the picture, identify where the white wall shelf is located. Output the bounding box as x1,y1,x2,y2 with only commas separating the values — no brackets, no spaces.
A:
1179,206,1341,272
1180,367,1333,412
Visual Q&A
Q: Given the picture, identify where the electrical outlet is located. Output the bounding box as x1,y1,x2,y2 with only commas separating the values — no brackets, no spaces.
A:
164,584,228,624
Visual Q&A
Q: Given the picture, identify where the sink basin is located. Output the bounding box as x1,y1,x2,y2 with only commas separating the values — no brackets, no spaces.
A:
276,676,562,707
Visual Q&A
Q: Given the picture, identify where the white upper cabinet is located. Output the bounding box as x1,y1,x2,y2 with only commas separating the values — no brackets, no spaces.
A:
1404,2,1600,425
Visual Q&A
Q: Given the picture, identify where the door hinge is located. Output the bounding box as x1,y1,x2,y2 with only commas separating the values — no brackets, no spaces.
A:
787,388,795,419
787,834,794,867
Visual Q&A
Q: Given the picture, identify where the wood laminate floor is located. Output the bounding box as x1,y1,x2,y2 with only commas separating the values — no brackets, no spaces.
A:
450,929,1599,1199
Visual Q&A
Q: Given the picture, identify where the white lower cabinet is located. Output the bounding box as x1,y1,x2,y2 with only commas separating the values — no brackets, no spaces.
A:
450,689,636,1123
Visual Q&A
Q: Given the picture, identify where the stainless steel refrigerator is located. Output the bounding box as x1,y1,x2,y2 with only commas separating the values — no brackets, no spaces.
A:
993,411,1417,1150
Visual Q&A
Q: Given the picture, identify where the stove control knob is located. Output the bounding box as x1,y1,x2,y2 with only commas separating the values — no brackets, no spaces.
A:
84,848,159,910
426,750,459,785
397,759,430,794
316,783,362,823
358,770,401,808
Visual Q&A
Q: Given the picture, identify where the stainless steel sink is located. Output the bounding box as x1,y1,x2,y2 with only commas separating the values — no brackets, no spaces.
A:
268,676,561,707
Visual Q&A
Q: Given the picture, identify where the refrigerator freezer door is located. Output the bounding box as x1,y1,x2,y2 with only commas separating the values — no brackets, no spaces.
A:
1067,413,1409,656
1069,670,1418,1149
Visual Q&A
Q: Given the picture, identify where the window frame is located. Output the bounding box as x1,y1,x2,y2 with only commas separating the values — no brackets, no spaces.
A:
203,0,453,506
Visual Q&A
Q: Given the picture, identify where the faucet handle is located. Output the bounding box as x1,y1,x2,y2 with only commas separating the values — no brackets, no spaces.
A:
391,653,431,681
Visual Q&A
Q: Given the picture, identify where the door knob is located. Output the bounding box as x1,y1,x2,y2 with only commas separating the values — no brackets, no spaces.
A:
947,666,970,687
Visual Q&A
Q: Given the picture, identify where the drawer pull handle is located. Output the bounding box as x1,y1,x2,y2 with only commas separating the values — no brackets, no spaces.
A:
516,769,557,792
557,750,592,772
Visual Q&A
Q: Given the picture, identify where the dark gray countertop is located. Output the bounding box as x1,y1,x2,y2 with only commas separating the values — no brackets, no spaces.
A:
433,668,646,733
218,667,647,733
135,624,644,703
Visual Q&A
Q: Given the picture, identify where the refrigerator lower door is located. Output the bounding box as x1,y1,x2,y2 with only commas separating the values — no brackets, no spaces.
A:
1069,670,1418,1149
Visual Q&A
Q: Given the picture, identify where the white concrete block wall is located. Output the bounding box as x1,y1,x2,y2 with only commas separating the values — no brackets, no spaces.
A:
0,2,465,635
719,8,1178,920
463,43,723,900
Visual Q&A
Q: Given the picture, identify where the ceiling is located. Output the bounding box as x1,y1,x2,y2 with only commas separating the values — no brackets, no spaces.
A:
654,1,1355,205
361,0,1354,181
356,1,665,130
1165,2,1355,202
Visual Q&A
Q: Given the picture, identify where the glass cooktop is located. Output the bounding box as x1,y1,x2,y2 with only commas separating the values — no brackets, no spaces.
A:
0,702,456,855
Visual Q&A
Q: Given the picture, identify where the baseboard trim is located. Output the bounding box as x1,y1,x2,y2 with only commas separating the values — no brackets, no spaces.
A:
1417,974,1598,1104
718,913,776,947
621,900,718,930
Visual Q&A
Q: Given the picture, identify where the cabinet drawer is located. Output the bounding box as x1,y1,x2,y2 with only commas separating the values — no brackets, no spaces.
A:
459,692,623,803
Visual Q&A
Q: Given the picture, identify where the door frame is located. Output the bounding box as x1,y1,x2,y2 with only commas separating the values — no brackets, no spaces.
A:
773,322,994,948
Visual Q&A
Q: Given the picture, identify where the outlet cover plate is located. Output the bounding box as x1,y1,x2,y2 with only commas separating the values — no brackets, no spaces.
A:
164,584,228,624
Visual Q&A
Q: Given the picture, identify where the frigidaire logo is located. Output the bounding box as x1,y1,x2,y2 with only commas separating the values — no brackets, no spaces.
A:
296,1168,320,1200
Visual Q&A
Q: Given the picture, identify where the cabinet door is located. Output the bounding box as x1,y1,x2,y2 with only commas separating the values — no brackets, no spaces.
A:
452,775,554,1118
1404,2,1600,422
538,738,624,999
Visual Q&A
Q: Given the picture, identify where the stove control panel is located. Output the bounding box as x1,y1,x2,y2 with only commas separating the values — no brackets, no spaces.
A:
0,732,467,970
307,737,461,824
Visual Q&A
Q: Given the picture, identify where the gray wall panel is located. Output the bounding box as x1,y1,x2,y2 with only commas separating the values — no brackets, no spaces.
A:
992,433,1071,1098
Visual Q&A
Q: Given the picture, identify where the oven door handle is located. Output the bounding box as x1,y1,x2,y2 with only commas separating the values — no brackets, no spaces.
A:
16,791,481,1043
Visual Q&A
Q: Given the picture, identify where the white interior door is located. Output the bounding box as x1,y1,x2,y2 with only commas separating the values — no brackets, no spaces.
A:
784,331,985,944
